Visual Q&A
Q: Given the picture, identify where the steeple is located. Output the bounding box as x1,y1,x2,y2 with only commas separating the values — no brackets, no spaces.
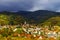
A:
24,21,27,24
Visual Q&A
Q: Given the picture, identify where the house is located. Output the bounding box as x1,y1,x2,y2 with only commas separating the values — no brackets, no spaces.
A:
47,31,57,40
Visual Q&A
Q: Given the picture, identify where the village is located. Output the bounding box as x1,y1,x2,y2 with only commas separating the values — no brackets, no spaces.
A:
0,21,60,40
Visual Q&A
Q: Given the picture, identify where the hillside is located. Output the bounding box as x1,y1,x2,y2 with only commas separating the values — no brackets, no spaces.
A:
42,16,60,26
16,10,60,24
0,10,60,24
0,14,26,25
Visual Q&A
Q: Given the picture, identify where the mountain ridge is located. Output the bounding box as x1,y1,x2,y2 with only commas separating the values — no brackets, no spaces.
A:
0,10,60,24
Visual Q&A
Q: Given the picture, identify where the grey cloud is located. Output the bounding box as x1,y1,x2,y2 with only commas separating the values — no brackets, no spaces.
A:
0,0,34,11
0,0,60,12
30,0,60,12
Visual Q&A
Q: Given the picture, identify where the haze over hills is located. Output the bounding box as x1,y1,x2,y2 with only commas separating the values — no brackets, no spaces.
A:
0,10,60,24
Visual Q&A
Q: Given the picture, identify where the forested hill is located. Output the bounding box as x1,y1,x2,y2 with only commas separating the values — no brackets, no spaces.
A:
0,10,60,24
16,10,60,24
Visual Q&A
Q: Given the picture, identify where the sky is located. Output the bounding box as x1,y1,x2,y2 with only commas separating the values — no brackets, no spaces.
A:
0,0,60,12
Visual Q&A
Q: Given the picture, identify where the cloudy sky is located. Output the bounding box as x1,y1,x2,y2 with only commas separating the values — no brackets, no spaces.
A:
0,0,60,12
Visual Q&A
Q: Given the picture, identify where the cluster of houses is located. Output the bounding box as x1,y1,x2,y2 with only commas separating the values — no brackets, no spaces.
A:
21,21,60,40
0,21,60,40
